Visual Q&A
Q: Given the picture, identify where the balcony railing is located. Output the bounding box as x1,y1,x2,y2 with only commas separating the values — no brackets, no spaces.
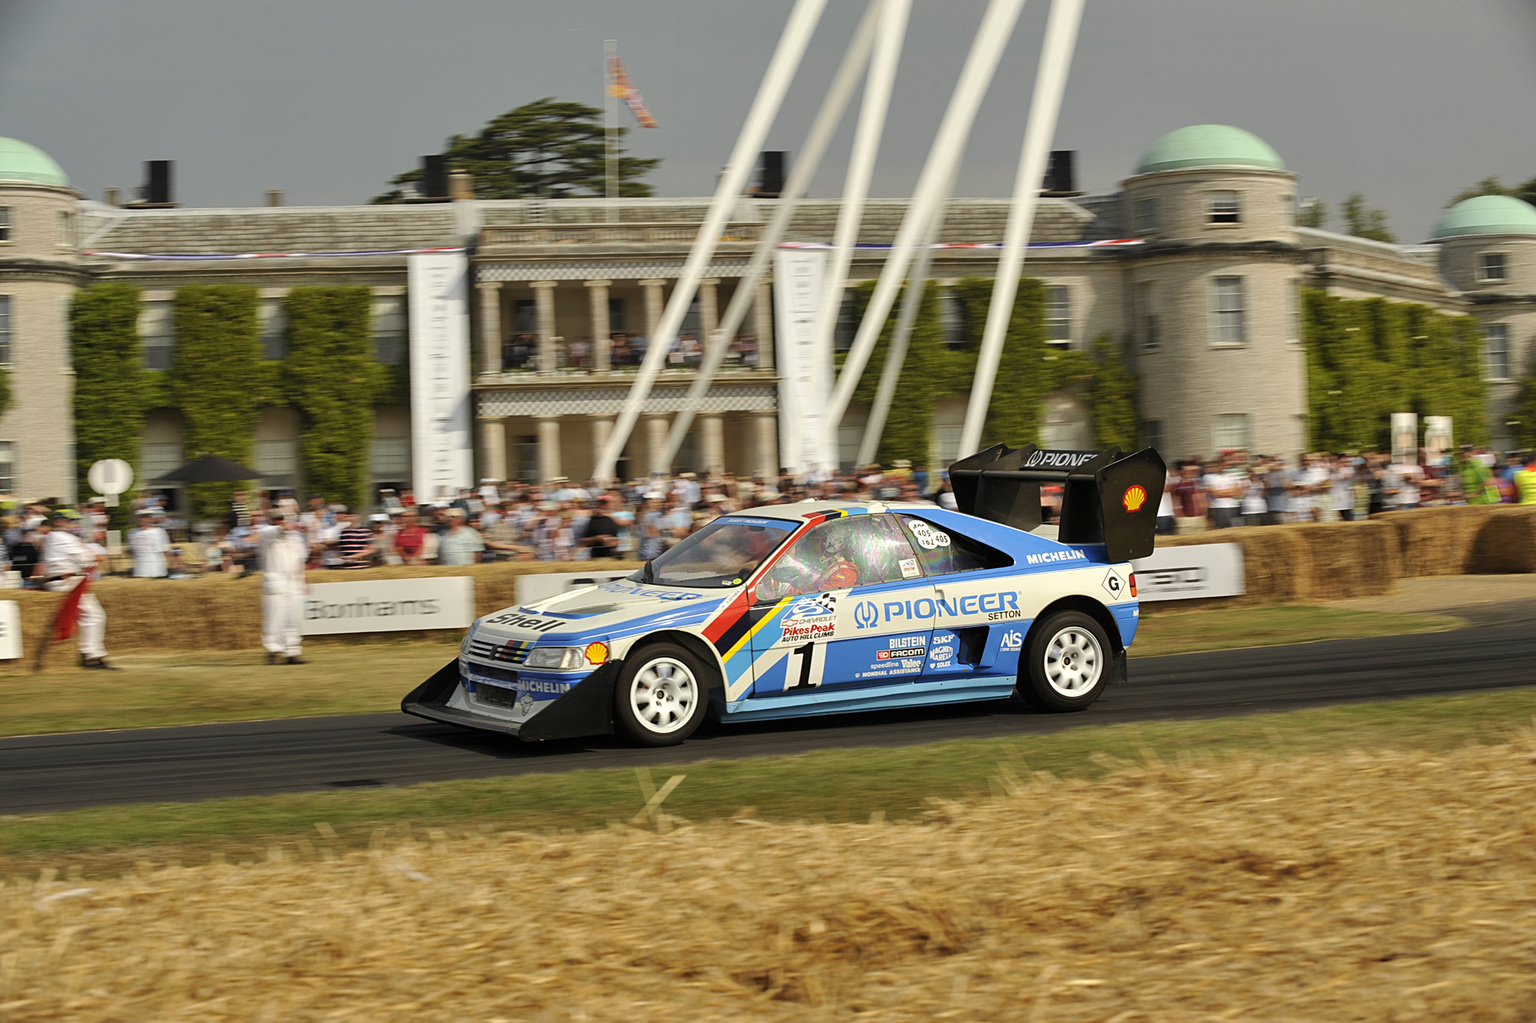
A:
490,335,766,375
480,224,763,248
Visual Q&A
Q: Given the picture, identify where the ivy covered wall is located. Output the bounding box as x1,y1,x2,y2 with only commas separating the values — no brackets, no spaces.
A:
843,275,1140,469
1303,290,1487,452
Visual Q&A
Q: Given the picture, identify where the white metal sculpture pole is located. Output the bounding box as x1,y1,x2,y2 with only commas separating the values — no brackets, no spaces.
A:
855,183,950,468
660,0,885,467
592,0,828,483
958,0,1086,459
823,0,1027,458
809,0,910,379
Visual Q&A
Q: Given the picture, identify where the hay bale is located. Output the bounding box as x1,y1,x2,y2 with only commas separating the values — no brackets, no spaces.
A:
1468,506,1536,574
1368,504,1525,576
1155,520,1401,602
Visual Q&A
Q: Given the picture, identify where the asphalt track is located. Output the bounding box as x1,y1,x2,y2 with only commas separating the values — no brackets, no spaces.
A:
4,619,1535,816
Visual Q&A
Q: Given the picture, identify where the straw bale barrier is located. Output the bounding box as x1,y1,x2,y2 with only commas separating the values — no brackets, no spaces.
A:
6,738,1536,1020
2,561,641,670
1368,503,1536,576
1155,518,1403,603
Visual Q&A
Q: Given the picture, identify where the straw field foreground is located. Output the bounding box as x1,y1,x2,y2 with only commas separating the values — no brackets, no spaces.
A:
6,737,1536,1021
0,604,1459,737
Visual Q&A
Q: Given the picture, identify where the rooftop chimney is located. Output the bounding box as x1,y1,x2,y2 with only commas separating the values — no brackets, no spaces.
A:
419,155,448,201
757,151,786,199
1042,150,1079,197
104,186,119,207
265,189,284,207
126,161,177,209
449,170,474,201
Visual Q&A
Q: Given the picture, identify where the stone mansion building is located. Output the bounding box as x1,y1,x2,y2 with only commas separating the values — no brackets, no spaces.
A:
0,124,1532,504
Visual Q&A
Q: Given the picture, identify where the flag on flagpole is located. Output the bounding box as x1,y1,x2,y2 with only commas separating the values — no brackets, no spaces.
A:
607,52,659,129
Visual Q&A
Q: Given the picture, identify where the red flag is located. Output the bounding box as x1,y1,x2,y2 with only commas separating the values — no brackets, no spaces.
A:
51,578,91,643
607,54,659,129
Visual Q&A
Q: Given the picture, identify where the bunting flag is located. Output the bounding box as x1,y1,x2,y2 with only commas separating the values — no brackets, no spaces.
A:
608,53,659,129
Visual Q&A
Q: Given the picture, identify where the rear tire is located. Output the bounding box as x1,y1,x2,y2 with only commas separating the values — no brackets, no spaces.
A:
613,642,711,746
1021,611,1111,712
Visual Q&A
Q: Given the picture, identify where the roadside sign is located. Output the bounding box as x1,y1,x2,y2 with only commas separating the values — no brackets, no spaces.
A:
0,601,21,659
87,459,134,507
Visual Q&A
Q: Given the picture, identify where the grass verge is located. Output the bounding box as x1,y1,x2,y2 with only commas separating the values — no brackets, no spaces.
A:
5,685,1534,875
0,605,1460,737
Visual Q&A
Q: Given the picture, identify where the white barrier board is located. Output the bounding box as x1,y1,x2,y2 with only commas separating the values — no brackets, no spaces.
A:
1130,544,1245,602
517,570,635,606
0,601,21,659
302,577,475,636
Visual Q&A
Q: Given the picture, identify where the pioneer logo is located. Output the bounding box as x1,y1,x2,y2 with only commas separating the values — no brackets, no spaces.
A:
1024,450,1097,469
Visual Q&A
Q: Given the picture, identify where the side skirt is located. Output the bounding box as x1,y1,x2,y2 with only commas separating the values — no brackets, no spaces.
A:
723,675,1017,722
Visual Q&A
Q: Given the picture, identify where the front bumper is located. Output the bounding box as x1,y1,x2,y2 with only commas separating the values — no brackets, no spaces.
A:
401,658,625,742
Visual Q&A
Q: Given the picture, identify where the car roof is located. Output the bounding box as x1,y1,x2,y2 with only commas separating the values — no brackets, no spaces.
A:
730,500,941,523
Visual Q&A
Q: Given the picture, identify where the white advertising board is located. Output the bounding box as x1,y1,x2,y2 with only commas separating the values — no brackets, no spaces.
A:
0,601,21,659
517,569,636,606
408,251,473,502
1130,544,1245,602
773,248,835,475
301,577,475,636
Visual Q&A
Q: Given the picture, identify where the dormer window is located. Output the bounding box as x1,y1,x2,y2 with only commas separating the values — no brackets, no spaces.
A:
1134,197,1158,235
1207,191,1241,224
1480,252,1508,282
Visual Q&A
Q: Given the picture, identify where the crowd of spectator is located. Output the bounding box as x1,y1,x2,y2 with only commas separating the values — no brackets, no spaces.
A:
1154,445,1531,534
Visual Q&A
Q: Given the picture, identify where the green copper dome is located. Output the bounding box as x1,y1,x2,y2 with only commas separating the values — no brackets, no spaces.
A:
1135,125,1285,175
1432,195,1536,239
0,137,69,186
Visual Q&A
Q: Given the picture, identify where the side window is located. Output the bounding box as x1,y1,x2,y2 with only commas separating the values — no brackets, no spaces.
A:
897,515,1013,576
756,515,919,600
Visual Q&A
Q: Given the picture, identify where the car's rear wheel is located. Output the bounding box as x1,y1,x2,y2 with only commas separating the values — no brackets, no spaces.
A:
1021,611,1111,711
614,642,710,746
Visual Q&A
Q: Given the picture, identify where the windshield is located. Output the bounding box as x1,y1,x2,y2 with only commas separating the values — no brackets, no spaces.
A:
633,516,797,588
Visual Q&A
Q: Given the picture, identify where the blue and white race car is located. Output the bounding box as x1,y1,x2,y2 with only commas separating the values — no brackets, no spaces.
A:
403,444,1165,746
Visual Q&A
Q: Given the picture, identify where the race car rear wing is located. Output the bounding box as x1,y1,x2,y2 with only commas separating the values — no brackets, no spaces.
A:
948,444,1166,562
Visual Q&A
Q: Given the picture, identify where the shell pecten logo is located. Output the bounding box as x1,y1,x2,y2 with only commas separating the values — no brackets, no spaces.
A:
1122,485,1148,513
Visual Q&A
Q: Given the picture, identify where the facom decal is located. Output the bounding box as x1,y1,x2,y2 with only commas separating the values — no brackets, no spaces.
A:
483,612,565,632
1024,549,1087,566
1122,485,1148,513
999,630,1024,652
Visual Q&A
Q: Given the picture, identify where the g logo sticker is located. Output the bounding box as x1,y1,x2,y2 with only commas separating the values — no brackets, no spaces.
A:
853,600,880,630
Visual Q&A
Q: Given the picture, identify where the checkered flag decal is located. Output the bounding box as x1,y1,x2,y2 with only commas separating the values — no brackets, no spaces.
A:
809,594,837,615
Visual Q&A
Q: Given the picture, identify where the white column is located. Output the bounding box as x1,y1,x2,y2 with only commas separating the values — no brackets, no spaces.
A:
645,413,671,476
698,278,720,346
537,415,562,483
755,410,779,480
479,419,507,481
477,282,503,375
699,412,725,475
532,280,558,375
587,279,612,372
755,280,775,372
640,278,666,345
590,414,615,478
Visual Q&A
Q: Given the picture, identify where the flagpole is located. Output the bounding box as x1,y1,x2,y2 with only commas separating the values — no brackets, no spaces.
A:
605,38,618,223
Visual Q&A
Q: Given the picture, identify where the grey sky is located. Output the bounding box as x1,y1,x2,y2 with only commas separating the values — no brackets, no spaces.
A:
1,0,1532,241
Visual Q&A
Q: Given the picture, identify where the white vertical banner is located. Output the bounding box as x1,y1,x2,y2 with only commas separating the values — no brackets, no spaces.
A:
1390,412,1419,467
408,251,473,500
774,247,835,474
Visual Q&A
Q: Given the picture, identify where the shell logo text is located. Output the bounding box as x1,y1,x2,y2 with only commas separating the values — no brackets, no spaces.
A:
1122,485,1147,513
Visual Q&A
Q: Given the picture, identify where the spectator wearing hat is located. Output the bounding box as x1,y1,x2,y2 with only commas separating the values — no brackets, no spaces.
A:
395,511,429,565
260,512,310,665
42,509,114,669
332,509,376,569
127,509,172,578
437,508,485,566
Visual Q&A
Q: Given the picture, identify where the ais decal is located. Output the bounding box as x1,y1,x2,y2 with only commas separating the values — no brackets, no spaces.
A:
999,630,1024,652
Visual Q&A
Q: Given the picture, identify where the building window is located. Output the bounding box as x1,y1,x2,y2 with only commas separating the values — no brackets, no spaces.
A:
1281,194,1296,227
141,301,175,370
0,441,13,493
1134,197,1158,235
258,297,287,360
608,296,625,333
1207,190,1241,224
0,207,10,242
834,290,859,352
373,295,406,364
1212,276,1246,345
1045,286,1071,346
1485,323,1510,380
512,299,536,335
58,210,74,247
370,436,411,479
939,288,969,347
256,437,299,488
1480,252,1508,283
1138,282,1159,350
0,295,10,366
1212,413,1251,453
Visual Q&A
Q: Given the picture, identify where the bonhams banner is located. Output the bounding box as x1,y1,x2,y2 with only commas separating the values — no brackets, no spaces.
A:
302,577,475,636
408,251,473,501
773,247,835,475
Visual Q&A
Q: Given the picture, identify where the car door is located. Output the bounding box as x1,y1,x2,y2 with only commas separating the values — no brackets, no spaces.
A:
748,514,934,695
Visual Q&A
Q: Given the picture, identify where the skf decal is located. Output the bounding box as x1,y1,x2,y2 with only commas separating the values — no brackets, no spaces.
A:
999,630,1024,652
1122,485,1148,513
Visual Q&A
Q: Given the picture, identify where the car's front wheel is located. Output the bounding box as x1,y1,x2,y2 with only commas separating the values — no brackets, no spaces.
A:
1021,611,1111,711
614,642,710,746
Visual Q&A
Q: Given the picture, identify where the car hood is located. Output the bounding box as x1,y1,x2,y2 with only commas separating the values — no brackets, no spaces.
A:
469,580,728,643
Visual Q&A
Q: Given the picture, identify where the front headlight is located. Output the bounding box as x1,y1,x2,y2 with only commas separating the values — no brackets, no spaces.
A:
525,646,588,671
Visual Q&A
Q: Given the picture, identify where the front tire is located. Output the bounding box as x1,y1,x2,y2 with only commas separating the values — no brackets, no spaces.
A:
1021,611,1111,711
614,642,711,746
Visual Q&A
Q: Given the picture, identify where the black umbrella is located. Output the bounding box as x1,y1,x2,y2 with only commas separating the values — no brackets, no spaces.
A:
151,455,264,484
